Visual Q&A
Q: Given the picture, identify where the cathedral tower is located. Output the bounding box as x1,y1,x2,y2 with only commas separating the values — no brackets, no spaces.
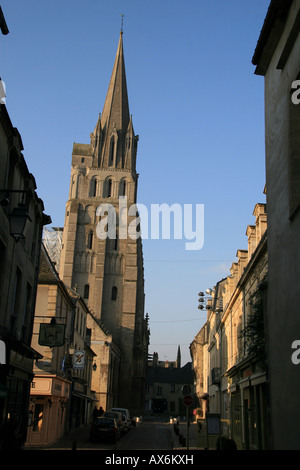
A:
59,31,147,412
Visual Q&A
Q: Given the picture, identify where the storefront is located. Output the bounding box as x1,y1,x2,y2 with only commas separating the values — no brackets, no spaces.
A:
68,380,94,430
26,374,70,447
0,341,42,450
228,370,269,449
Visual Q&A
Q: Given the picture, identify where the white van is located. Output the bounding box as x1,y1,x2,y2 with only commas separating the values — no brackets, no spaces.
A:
111,408,131,431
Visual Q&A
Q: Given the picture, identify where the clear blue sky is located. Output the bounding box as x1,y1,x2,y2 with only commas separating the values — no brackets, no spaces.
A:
1,0,270,365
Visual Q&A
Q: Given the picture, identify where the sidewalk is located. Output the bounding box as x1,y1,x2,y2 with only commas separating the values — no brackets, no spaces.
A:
170,421,200,450
25,425,92,451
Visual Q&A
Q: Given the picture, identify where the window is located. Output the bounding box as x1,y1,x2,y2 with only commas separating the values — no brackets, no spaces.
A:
84,284,89,300
289,81,300,218
119,180,126,197
107,179,112,198
87,230,93,249
114,230,118,251
76,309,79,330
33,404,44,432
157,387,162,396
11,267,22,334
90,178,97,197
76,174,82,198
21,282,32,342
0,239,6,294
109,138,115,166
111,286,117,301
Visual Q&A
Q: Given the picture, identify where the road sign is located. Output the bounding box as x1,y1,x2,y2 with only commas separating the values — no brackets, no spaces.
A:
181,384,192,396
183,394,193,406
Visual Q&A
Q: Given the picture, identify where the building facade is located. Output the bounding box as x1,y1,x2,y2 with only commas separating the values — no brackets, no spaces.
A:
59,31,148,414
252,0,300,450
191,202,269,449
145,352,194,418
189,324,209,419
0,100,51,448
26,244,96,447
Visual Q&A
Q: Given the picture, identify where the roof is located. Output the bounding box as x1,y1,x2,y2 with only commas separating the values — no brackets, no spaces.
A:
146,362,193,386
101,32,130,135
38,243,60,284
252,0,294,75
99,32,133,168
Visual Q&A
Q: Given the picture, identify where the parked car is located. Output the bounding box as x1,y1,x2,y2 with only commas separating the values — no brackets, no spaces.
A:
111,408,131,432
103,411,125,435
90,417,121,443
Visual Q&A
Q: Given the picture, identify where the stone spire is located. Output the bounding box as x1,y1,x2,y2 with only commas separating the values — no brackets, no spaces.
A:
94,31,135,169
177,345,181,368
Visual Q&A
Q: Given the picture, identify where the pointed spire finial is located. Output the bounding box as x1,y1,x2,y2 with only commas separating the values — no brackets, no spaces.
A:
120,14,124,34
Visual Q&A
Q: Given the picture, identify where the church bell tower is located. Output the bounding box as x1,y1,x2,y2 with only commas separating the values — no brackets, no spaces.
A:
59,29,147,412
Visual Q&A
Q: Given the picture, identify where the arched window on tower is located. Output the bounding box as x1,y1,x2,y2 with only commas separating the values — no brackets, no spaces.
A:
113,229,119,251
84,284,89,299
87,230,93,249
111,286,117,301
90,177,97,197
119,179,126,197
76,174,83,198
107,179,112,198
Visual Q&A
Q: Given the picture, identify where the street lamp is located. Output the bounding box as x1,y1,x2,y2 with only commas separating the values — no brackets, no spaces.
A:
206,288,214,295
198,292,205,310
198,288,223,312
9,203,31,241
1,190,32,241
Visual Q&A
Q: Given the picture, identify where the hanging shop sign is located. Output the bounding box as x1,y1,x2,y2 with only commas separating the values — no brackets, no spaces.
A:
38,323,65,347
73,350,85,370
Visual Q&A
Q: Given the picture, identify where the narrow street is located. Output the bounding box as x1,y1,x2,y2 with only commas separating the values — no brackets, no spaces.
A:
116,421,172,450
27,420,175,451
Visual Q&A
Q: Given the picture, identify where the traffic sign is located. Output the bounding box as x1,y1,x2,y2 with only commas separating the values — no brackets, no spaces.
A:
181,384,192,396
183,394,193,406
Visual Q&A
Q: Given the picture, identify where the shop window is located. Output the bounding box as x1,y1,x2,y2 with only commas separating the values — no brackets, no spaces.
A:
33,404,44,432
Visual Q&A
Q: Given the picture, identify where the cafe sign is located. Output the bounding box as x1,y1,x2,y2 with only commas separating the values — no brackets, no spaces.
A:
73,350,85,370
38,323,65,347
